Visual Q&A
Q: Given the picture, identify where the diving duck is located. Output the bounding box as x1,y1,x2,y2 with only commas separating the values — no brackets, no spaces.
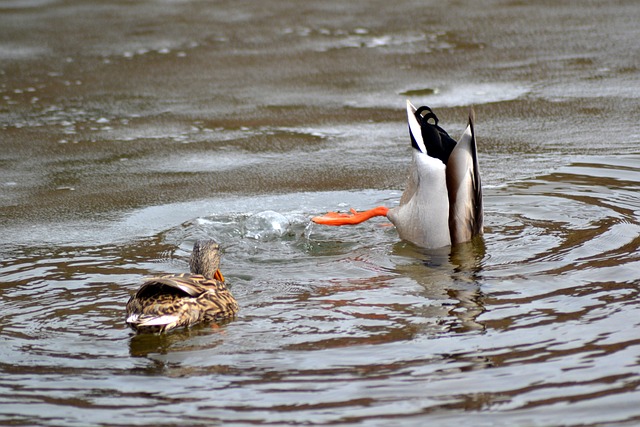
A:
312,100,483,249
125,239,239,333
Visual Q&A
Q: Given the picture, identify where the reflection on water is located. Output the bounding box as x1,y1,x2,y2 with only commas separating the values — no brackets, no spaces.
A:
1,157,639,425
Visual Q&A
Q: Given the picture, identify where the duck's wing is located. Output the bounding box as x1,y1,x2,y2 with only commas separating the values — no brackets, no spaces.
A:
134,273,209,299
446,110,483,244
200,287,239,322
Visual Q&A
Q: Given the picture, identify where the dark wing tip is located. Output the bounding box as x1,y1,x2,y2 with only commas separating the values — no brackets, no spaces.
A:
468,107,476,131
468,106,483,236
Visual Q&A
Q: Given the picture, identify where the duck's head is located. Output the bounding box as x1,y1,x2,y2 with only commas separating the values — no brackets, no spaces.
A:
189,239,225,281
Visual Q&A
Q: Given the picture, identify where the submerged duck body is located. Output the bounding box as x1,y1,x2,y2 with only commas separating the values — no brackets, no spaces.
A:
125,240,238,333
312,101,483,249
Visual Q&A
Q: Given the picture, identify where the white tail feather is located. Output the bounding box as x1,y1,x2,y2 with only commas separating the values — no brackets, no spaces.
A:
126,314,180,327
406,100,427,154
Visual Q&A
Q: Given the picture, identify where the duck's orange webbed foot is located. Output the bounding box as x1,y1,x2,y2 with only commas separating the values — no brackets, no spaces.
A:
311,206,389,226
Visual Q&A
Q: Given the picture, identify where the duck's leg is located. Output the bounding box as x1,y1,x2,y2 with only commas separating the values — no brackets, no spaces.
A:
312,206,389,226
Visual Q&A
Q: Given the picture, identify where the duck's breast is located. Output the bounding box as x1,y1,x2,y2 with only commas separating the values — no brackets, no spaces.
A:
389,151,451,248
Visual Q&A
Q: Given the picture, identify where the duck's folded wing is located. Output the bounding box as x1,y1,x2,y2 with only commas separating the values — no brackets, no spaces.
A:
446,112,483,244
135,274,207,299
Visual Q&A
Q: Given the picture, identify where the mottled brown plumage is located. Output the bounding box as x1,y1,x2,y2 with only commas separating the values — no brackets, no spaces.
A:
125,240,238,333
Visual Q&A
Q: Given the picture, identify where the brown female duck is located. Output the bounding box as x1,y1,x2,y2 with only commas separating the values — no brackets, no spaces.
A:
125,240,238,333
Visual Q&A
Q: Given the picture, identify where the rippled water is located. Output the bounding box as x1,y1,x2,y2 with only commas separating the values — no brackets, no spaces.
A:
2,0,640,426
2,156,639,426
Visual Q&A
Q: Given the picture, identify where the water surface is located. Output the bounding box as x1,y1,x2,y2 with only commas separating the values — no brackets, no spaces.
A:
1,1,639,426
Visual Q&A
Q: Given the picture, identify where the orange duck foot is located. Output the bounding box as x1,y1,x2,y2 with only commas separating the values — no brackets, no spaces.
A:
311,206,389,226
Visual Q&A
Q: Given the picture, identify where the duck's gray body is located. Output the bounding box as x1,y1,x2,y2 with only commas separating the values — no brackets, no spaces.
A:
387,101,483,248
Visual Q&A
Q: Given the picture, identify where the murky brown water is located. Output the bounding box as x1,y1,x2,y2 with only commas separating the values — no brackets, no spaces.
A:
1,1,640,426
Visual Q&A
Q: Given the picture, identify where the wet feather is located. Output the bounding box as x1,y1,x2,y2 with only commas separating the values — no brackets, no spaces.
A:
125,241,238,333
